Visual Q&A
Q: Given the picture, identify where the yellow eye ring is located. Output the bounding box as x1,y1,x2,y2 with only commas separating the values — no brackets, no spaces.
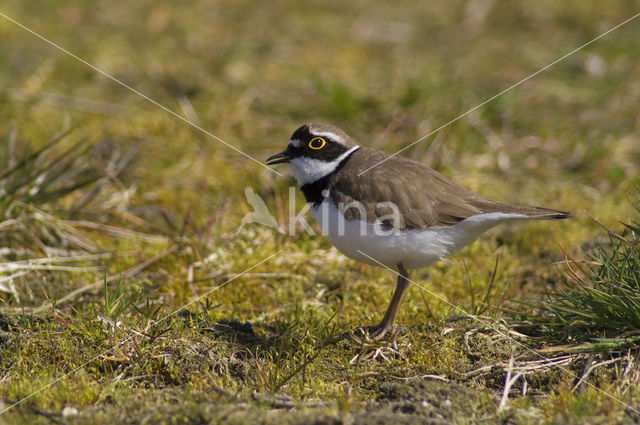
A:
308,137,326,150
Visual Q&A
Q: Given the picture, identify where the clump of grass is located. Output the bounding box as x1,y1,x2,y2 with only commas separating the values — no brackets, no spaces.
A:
2,127,91,213
0,123,135,247
0,124,140,306
528,186,640,350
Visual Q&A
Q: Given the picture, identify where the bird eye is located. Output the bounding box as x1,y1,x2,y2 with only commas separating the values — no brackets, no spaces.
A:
308,137,326,150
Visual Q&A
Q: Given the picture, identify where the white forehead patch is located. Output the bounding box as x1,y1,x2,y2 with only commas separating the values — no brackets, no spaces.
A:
289,138,301,148
289,146,359,186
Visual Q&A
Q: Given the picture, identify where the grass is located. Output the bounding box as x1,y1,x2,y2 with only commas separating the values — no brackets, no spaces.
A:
523,186,640,351
1,0,640,424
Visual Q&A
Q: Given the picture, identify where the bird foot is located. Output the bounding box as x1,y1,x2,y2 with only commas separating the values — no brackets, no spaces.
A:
350,323,394,342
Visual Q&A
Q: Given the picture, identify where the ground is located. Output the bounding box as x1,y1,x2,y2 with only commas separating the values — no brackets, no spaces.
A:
0,0,640,424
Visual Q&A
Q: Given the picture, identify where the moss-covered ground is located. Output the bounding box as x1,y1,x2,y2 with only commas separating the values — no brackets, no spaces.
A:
1,1,640,423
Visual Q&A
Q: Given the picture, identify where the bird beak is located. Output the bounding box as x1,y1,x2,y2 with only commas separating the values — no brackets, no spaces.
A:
265,149,291,165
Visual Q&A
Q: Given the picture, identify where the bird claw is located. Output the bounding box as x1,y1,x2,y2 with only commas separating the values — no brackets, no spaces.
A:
350,323,393,343
348,338,404,365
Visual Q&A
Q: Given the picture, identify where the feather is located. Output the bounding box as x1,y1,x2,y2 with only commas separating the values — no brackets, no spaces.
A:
325,148,569,230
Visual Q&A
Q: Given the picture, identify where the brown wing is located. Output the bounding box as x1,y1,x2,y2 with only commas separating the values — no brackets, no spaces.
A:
328,148,569,230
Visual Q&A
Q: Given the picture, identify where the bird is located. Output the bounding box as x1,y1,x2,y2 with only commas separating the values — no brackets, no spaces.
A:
266,123,570,340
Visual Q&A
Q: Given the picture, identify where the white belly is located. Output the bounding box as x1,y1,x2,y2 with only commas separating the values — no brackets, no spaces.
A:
310,198,527,270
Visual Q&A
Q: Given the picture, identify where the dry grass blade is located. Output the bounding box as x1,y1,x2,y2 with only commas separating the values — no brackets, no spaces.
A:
0,126,73,184
38,245,177,311
70,139,141,213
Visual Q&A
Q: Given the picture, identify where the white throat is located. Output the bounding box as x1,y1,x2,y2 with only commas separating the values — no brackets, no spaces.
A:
289,146,359,186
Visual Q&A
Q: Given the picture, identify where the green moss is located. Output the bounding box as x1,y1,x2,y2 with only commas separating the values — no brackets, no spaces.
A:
1,0,639,423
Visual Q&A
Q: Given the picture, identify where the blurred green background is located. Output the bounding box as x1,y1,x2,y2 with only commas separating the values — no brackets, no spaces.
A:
1,0,640,423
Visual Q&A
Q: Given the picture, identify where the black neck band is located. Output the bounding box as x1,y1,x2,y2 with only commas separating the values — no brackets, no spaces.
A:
299,150,356,207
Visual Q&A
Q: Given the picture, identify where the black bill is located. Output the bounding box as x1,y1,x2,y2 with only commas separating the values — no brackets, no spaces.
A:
265,150,291,165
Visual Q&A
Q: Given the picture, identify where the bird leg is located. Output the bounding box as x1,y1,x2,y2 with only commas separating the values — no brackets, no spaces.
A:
356,263,410,341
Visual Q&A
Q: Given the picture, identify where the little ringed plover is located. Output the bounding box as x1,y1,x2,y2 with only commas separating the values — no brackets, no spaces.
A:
266,123,570,339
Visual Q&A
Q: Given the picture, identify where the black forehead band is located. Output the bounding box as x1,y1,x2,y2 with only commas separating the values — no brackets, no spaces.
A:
291,125,313,142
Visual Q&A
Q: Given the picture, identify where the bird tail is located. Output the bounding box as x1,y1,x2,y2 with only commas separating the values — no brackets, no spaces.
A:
472,197,572,220
527,208,571,219
501,205,571,220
